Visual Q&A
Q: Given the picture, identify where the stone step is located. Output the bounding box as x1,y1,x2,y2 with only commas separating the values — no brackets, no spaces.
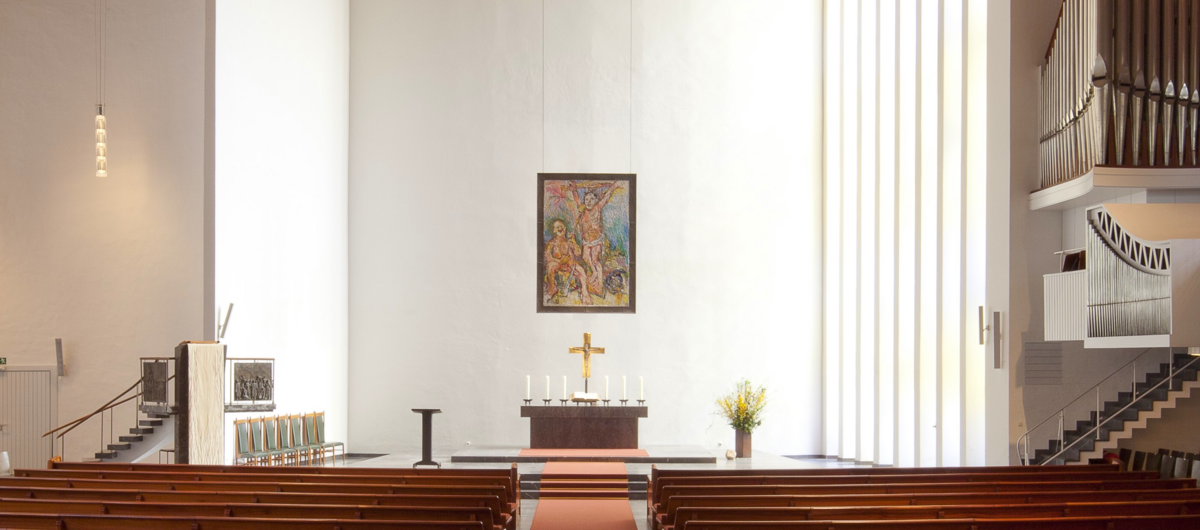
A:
119,435,144,443
139,419,163,427
536,488,629,499
94,452,117,460
107,443,131,451
129,427,154,435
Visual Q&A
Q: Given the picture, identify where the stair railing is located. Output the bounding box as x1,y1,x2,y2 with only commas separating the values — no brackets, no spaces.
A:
1038,354,1200,466
41,373,174,461
1018,347,1176,465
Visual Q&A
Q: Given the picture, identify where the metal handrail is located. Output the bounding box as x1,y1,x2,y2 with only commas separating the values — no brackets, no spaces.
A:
41,374,174,439
1018,347,1156,464
41,377,143,438
1037,355,1200,465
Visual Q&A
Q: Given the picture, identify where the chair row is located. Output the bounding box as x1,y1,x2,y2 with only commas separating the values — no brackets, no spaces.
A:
1110,448,1200,479
234,411,344,466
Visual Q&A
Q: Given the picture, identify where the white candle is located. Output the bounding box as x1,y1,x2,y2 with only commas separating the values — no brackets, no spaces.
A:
640,376,644,400
563,376,568,399
526,375,531,400
545,375,550,399
622,376,627,400
605,376,610,400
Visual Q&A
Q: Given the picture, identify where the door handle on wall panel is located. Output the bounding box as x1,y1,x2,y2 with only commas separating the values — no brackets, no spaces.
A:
992,311,1003,369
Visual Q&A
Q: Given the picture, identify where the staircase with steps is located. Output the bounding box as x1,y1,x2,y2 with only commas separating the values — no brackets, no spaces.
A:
90,413,173,462
521,463,647,500
1031,352,1200,465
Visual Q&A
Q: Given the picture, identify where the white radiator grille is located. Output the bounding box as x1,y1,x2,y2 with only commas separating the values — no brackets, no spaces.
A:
0,369,53,469
1044,271,1086,341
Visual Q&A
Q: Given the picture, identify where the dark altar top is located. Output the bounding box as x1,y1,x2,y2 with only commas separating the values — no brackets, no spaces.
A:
520,405,648,449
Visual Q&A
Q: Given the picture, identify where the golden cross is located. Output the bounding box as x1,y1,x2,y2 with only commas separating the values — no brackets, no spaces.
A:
569,332,605,379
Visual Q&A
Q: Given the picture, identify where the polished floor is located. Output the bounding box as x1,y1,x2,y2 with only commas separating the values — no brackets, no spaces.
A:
344,448,868,530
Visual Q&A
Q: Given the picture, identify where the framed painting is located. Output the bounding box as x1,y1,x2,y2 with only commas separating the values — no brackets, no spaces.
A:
538,173,636,313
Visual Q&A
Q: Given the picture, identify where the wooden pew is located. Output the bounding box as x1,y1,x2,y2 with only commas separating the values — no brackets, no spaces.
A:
648,464,1124,509
668,500,1200,530
18,469,517,503
656,489,1200,530
46,462,520,506
651,471,1157,506
654,481,1196,530
0,476,510,497
0,487,514,530
680,515,1200,530
0,512,487,530
0,498,505,530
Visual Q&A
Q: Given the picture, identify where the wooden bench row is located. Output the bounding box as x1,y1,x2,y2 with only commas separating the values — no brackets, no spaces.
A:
679,515,1200,529
648,464,1200,530
648,463,1122,509
667,499,1200,529
0,463,521,530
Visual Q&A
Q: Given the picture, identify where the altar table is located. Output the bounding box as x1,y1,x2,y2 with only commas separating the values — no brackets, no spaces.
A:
520,405,648,449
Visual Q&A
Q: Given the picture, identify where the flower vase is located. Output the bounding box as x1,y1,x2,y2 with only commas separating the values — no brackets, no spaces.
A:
735,429,752,458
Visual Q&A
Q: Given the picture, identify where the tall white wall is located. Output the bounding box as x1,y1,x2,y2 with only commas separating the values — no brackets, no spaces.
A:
0,0,208,462
215,0,349,461
348,0,824,456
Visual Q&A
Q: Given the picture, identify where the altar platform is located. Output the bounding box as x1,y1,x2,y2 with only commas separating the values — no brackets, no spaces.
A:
449,444,718,464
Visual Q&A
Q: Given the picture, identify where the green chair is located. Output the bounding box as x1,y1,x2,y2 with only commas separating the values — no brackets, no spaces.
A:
234,418,268,466
248,417,271,466
290,414,319,465
304,413,324,465
277,416,298,466
262,416,294,466
314,411,345,464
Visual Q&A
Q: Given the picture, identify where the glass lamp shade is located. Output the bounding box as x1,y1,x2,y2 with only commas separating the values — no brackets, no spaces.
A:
95,112,107,178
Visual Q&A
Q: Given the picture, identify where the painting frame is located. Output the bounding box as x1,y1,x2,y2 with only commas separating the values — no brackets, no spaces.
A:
537,173,636,314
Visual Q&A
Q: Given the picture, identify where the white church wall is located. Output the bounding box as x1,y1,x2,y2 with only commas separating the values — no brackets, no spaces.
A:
347,0,823,456
215,0,350,463
0,0,208,463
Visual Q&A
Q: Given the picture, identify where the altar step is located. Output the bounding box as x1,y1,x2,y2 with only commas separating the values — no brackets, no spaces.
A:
521,466,647,500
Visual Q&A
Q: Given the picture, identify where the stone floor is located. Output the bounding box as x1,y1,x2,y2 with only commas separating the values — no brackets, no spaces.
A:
344,448,868,530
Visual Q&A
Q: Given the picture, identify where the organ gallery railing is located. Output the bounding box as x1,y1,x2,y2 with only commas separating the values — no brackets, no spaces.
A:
1041,0,1200,189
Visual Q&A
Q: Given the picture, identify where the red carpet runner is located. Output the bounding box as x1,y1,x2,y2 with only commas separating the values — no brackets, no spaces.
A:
529,461,638,530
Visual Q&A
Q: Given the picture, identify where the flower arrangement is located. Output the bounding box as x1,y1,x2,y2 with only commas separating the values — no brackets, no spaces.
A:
716,379,767,434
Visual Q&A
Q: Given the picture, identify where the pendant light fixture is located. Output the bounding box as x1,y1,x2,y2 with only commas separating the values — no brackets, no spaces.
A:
94,0,107,178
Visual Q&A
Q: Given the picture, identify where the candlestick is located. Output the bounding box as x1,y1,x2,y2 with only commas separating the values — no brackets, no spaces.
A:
526,375,531,400
562,376,567,400
545,375,550,400
622,375,627,400
640,376,644,400
604,376,609,400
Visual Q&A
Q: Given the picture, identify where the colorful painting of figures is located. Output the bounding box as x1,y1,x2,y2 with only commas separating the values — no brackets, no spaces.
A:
538,173,635,313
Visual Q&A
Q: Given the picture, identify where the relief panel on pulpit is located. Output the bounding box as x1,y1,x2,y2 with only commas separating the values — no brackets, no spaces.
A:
537,173,635,313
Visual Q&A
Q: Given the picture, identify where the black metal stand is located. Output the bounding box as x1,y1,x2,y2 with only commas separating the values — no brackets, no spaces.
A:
523,399,532,406
637,400,646,406
602,399,611,406
542,399,552,406
619,399,629,406
559,399,568,406
411,408,442,468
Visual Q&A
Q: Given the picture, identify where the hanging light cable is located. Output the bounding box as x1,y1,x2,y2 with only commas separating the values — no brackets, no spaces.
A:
95,0,107,178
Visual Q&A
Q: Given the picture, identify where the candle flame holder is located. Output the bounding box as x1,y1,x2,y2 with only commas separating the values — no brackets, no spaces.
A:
523,399,532,406
619,399,629,406
602,399,611,406
559,399,568,406
637,399,646,406
542,399,552,406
